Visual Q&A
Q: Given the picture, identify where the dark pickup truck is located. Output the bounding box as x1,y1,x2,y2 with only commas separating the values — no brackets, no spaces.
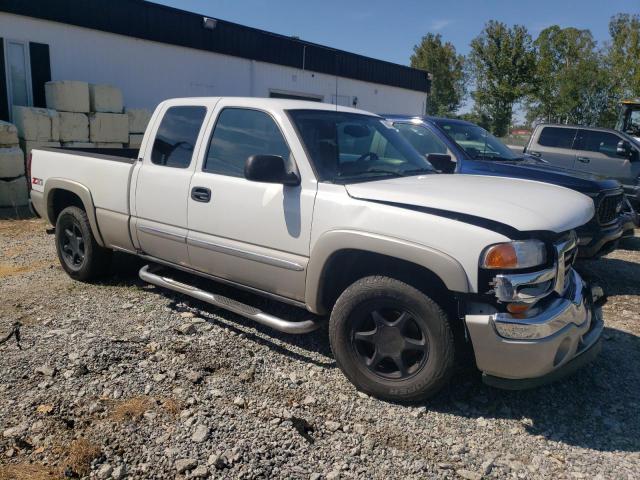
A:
386,115,638,257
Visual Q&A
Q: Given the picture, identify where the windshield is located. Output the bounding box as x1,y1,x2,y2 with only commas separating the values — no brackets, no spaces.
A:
434,120,520,161
288,110,435,182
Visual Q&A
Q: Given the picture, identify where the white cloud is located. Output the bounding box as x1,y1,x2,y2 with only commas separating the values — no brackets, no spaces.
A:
429,19,453,32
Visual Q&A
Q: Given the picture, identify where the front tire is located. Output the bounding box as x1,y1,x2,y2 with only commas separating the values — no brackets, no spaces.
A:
329,276,455,402
55,206,111,281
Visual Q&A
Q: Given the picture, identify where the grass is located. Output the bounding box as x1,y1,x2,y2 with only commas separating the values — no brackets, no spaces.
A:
109,396,156,421
0,464,59,480
65,438,101,477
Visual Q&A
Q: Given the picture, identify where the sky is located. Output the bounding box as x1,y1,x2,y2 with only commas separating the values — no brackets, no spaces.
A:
153,0,639,65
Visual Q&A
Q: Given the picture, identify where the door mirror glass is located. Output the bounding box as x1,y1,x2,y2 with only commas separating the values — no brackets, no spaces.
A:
245,155,300,186
616,140,632,158
426,153,455,173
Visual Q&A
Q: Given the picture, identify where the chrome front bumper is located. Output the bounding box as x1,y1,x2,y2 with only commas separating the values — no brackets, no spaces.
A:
466,269,603,383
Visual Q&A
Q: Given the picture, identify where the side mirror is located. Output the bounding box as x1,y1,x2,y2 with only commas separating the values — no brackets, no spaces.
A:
426,153,455,173
616,140,632,158
245,155,300,186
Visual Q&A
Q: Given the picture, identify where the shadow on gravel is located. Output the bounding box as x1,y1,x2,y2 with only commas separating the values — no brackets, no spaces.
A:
575,257,640,296
102,255,335,369
425,326,640,453
618,235,640,252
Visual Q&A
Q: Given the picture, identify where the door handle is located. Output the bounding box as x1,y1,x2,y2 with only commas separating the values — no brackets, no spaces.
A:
191,187,211,203
529,150,542,157
577,156,590,164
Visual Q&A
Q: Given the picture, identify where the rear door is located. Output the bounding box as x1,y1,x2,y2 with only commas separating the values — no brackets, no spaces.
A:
186,103,316,302
572,128,635,184
134,104,208,266
529,126,578,169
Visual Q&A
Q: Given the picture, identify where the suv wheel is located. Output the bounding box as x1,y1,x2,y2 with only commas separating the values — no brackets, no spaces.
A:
55,206,111,281
329,276,454,402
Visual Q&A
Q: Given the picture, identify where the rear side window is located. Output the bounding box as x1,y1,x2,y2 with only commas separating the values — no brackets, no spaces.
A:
394,123,448,155
151,106,207,168
204,108,290,177
575,130,622,157
537,127,577,149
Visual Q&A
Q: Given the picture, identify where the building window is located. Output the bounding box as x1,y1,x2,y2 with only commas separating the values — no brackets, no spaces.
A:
4,39,33,116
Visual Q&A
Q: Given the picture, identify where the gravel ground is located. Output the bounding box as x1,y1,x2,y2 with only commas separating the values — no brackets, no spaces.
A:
1,218,639,479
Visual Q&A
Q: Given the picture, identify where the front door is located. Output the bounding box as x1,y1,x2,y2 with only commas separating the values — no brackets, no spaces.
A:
572,129,638,186
134,104,208,266
187,105,316,302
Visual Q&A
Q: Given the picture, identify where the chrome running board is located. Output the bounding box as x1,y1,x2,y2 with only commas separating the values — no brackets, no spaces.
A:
139,265,321,334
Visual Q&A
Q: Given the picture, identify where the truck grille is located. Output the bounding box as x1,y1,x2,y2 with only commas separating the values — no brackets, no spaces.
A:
554,232,578,294
597,194,623,225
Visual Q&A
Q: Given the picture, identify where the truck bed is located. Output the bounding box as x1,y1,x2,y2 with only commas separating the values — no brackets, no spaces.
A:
30,147,140,251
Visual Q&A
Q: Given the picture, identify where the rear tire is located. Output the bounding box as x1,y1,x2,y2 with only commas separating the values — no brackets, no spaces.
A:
329,276,455,403
55,206,111,281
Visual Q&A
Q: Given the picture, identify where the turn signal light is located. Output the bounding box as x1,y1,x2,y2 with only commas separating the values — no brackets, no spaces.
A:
506,303,531,315
484,244,518,269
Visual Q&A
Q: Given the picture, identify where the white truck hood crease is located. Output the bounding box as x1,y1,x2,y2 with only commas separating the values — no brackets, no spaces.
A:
345,174,594,234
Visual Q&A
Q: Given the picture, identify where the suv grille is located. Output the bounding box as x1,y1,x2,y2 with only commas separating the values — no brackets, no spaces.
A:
554,232,578,294
597,194,623,225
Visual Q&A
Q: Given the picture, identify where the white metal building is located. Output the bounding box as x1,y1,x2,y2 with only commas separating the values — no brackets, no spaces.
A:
0,0,430,123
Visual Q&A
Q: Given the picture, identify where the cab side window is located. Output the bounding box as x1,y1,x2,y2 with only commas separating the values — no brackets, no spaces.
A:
575,130,622,157
394,123,448,155
204,108,290,177
151,106,207,168
537,127,577,149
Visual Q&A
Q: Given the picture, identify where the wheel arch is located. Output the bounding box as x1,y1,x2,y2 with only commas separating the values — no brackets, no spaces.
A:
45,178,105,247
305,230,470,315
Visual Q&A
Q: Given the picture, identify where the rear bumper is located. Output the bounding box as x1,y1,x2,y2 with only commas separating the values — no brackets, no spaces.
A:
465,269,603,387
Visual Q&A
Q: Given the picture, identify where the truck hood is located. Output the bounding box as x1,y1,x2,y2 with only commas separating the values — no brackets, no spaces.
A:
459,158,621,194
345,174,594,234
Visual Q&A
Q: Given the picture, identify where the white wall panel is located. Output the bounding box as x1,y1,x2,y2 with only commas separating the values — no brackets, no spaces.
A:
0,13,426,115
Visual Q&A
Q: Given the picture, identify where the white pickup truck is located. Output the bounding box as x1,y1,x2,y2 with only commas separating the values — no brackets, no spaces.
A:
29,97,603,402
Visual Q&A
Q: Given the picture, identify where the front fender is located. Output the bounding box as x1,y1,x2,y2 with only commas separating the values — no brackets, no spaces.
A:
44,178,105,247
305,229,470,314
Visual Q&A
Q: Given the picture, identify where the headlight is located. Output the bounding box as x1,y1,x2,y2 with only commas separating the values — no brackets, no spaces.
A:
480,240,547,269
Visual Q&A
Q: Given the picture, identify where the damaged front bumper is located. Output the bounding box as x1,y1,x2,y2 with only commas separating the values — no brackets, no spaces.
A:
465,269,603,389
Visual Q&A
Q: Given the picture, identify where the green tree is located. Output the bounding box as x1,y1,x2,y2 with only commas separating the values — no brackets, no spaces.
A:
468,21,536,136
411,33,465,116
606,13,640,99
526,26,616,126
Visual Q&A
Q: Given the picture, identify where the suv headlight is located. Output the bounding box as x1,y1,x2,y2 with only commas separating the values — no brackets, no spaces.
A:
480,240,547,270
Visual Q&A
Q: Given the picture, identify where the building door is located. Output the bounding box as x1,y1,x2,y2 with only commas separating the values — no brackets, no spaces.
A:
1,39,50,121
4,40,32,116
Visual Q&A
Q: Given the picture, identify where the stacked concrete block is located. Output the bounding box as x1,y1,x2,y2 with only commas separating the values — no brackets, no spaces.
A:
0,120,19,146
127,108,152,134
62,142,96,148
0,121,28,206
12,106,60,142
0,148,25,178
19,140,62,156
0,177,29,207
90,84,124,113
128,134,144,149
90,113,129,143
45,80,90,113
59,112,90,142
97,143,124,149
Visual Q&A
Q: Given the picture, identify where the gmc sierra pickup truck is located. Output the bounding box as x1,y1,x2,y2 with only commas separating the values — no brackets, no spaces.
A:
29,98,603,402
